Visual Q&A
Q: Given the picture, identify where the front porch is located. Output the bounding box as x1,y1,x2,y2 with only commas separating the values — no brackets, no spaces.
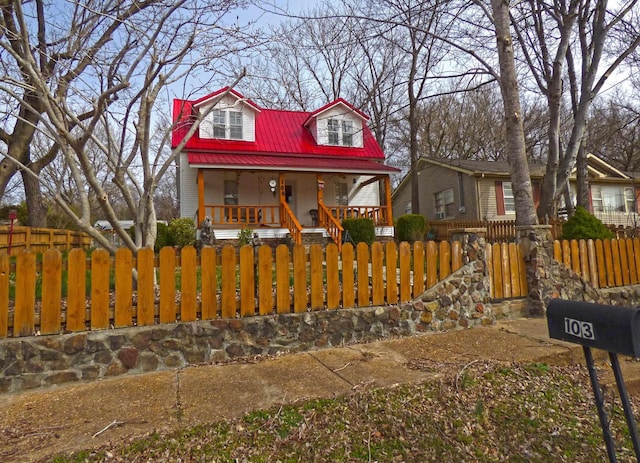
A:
195,170,394,248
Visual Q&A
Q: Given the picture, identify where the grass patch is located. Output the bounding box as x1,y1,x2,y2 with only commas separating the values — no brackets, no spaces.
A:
47,361,640,462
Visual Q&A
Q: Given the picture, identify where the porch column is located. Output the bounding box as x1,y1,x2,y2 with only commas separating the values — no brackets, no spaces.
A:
278,173,285,226
384,175,393,226
197,169,205,225
317,174,324,204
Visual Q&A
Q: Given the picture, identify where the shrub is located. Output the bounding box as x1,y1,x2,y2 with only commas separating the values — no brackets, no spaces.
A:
168,217,196,247
561,206,615,240
396,214,427,243
237,226,254,246
342,217,375,245
155,222,172,251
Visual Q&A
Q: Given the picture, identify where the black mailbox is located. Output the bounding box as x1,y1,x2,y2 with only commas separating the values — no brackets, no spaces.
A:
547,299,640,357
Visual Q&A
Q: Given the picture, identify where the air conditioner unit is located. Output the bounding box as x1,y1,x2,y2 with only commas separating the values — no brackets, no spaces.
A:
435,212,445,220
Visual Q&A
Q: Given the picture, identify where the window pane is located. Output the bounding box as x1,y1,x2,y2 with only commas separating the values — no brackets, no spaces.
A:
503,182,515,213
327,119,340,145
229,111,243,139
335,182,348,205
213,109,226,138
342,121,353,146
625,188,636,213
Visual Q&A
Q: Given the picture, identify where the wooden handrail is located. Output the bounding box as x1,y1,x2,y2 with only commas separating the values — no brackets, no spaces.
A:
318,203,343,250
280,201,303,244
324,205,388,225
199,204,280,226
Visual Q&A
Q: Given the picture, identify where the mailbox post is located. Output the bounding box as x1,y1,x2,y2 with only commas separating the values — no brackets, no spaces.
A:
547,299,640,463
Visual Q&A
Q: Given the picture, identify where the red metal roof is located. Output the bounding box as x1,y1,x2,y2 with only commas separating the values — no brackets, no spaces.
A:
172,89,393,166
187,152,398,173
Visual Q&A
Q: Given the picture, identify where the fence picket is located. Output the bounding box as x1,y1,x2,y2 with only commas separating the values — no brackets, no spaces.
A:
413,241,425,298
357,242,370,307
399,242,411,302
611,239,623,286
553,240,562,262
66,249,86,331
258,245,273,315
570,240,580,275
342,244,355,309
385,242,398,305
562,240,571,268
137,248,155,326
587,240,598,288
181,246,198,321
371,242,385,306
276,245,290,314
426,241,438,289
159,247,177,323
325,244,339,310
508,243,520,297
579,240,589,283
115,248,133,327
439,241,451,280
14,252,36,336
619,239,631,286
0,253,7,337
293,244,306,313
501,243,511,298
452,241,462,272
90,249,110,330
492,243,503,299
221,246,237,318
627,239,638,285
40,249,62,334
604,240,615,287
310,244,324,310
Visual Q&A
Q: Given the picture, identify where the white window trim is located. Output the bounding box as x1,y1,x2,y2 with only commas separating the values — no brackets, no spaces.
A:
503,182,516,214
211,109,243,140
326,118,354,147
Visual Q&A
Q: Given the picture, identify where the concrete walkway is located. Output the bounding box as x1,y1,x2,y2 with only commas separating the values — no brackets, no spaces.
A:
1,317,637,462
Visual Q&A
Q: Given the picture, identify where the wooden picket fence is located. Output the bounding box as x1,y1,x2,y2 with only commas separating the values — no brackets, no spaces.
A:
553,238,640,289
0,241,468,338
0,225,90,255
485,242,528,299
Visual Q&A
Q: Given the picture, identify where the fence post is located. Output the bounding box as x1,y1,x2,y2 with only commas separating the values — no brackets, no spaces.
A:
515,225,554,316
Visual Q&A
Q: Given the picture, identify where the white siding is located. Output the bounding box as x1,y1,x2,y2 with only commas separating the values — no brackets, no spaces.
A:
179,152,198,220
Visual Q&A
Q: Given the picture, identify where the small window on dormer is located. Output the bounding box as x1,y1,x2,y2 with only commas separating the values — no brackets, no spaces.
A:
210,109,243,140
327,118,354,146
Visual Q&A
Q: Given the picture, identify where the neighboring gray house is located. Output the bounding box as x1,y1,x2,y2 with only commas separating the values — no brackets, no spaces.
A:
392,155,640,227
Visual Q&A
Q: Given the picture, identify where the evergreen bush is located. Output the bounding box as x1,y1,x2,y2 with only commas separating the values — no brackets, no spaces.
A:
561,206,615,240
155,222,172,251
342,217,375,245
396,214,427,243
168,217,196,247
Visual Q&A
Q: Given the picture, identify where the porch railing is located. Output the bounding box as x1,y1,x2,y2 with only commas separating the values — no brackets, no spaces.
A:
318,203,343,249
200,204,280,226
281,200,302,244
325,205,390,226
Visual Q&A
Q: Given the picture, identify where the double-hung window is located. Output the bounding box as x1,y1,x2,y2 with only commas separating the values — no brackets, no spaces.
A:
211,109,243,140
435,188,455,218
502,182,516,213
327,118,354,146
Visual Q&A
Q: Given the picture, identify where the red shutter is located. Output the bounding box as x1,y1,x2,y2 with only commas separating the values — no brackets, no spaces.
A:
635,187,640,214
495,181,505,215
532,182,541,209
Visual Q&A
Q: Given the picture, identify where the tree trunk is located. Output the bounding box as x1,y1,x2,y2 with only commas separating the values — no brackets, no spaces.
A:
491,0,538,226
22,168,47,227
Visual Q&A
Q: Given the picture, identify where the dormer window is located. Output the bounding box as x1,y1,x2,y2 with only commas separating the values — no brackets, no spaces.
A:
327,118,354,146
212,109,243,140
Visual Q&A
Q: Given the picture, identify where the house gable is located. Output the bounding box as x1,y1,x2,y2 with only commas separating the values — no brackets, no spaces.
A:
303,99,368,148
194,88,261,143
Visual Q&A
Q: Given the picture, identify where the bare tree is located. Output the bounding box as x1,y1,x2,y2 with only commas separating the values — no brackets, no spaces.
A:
511,0,640,219
0,0,253,251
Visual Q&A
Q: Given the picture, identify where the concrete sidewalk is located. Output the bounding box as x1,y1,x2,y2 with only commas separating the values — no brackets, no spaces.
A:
0,317,635,462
